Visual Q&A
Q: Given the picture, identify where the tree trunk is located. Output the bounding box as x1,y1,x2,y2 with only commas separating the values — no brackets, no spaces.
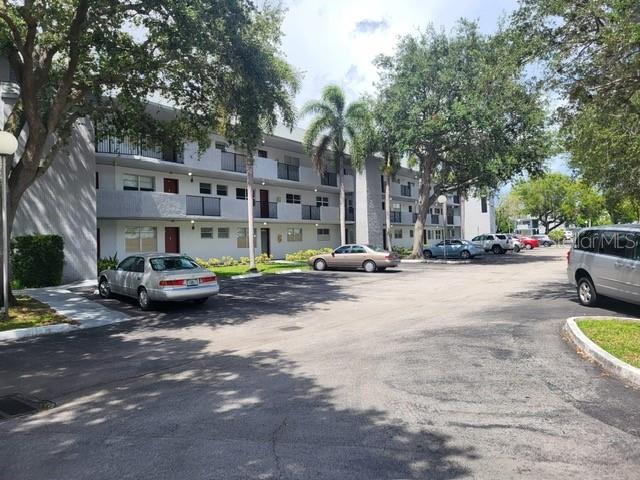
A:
246,158,257,272
384,174,392,251
338,155,346,245
410,158,433,258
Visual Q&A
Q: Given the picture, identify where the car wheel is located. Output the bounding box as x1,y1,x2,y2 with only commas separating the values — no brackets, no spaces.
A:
577,276,598,307
525,244,533,250
423,250,433,258
98,277,111,299
363,260,377,273
193,297,208,305
138,287,153,311
492,245,503,255
544,241,552,247
513,245,521,253
314,259,327,271
460,250,471,259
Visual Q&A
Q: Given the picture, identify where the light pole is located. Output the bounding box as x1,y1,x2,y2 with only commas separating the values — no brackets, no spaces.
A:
0,131,18,320
437,194,447,261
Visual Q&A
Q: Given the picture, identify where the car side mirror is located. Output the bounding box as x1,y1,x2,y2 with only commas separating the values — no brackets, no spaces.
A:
331,252,335,257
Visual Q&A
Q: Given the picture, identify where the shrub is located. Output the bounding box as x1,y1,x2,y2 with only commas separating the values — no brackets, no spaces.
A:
239,256,250,265
391,246,412,257
549,228,565,244
98,254,119,272
221,256,236,266
285,248,334,262
11,235,64,288
255,253,272,264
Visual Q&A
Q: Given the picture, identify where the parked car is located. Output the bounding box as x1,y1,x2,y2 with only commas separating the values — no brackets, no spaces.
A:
423,239,484,259
470,234,514,254
532,234,555,247
506,235,523,253
564,230,574,241
98,253,219,310
309,244,400,272
513,234,540,250
567,225,640,306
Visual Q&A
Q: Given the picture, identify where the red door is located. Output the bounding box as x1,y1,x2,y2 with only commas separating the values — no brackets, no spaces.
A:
164,178,179,194
260,189,269,217
165,227,180,253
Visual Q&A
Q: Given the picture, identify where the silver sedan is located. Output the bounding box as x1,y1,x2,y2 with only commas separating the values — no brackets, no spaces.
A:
98,253,220,310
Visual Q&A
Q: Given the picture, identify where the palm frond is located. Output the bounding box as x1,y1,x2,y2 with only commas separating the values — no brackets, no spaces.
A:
321,84,346,116
303,113,333,154
313,134,332,173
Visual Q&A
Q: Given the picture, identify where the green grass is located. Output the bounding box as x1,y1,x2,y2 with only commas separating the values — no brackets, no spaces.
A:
211,262,310,279
577,318,640,368
0,295,70,332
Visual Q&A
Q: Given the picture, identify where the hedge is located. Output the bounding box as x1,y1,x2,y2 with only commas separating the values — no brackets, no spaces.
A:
11,234,64,288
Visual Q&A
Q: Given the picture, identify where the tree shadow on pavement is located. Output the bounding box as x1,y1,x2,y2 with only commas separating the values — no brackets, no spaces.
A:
0,335,477,479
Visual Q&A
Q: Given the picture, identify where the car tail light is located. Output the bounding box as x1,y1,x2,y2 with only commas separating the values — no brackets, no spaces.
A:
159,279,186,287
200,275,217,283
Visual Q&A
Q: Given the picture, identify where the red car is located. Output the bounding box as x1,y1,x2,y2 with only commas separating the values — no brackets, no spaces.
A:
513,234,539,249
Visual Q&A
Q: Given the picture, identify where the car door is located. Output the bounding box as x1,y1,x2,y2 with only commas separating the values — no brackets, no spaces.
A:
348,244,367,268
471,235,485,250
123,257,145,296
112,257,136,294
448,240,463,257
593,230,627,299
330,245,351,268
429,242,444,257
613,231,640,303
485,235,496,250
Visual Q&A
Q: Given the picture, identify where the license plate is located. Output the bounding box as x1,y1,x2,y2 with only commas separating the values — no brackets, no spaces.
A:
186,279,198,286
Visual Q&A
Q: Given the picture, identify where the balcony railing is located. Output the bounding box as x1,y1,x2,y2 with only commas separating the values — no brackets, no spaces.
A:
390,211,402,223
186,196,221,216
254,201,278,218
400,185,412,197
302,205,321,220
221,152,247,173
277,163,300,181
321,172,337,187
96,136,183,163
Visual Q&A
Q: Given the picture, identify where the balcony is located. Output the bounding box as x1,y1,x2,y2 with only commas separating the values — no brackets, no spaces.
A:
96,136,183,163
277,163,300,181
302,205,321,221
97,190,186,219
254,201,278,219
221,152,247,173
186,196,221,216
447,215,454,225
320,172,337,187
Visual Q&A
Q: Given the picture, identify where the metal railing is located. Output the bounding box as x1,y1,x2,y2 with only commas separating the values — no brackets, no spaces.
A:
186,196,221,216
302,205,320,220
321,172,337,187
95,136,184,163
254,201,278,218
221,152,247,173
277,163,300,181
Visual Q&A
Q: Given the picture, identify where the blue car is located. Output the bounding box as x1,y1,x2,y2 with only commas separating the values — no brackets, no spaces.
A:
423,239,484,259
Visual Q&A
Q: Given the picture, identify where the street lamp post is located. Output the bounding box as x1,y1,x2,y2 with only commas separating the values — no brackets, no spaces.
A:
437,194,447,261
0,131,18,320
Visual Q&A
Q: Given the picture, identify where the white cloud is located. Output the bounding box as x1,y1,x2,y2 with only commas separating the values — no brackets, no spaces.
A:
281,0,519,125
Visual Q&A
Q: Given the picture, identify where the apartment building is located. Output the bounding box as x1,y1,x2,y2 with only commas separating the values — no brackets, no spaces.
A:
2,60,494,282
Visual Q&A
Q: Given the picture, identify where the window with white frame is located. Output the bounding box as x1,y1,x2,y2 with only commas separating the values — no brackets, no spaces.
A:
316,196,329,207
199,183,211,195
237,227,249,248
286,193,301,204
394,229,403,239
257,149,268,158
218,227,229,238
200,227,213,239
124,227,157,252
317,228,330,241
123,174,155,192
287,228,303,242
217,184,228,196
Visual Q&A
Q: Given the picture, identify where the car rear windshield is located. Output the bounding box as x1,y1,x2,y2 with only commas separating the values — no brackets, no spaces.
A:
150,256,199,271
369,245,386,252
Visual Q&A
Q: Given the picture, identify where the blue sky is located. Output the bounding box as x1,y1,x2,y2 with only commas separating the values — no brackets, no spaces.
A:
279,0,568,178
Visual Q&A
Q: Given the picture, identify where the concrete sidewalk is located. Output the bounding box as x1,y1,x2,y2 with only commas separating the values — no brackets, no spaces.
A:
1,280,130,342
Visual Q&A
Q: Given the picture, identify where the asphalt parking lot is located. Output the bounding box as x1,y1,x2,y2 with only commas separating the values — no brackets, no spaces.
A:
1,246,639,479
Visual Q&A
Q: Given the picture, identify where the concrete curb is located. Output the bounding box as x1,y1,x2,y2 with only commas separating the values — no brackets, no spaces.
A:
400,258,474,265
563,316,640,388
230,272,263,280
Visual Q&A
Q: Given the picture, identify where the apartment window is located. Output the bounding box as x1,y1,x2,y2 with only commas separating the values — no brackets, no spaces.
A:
283,155,300,166
316,196,329,207
380,175,385,191
257,149,268,158
200,182,212,195
200,227,213,239
481,196,488,213
286,193,301,204
123,174,155,192
287,228,303,242
124,227,157,252
410,229,414,238
382,202,385,211
215,142,226,151
217,184,228,196
408,205,412,213
394,229,403,239
317,228,330,241
236,188,248,200
218,227,229,239
95,172,99,189
237,227,249,248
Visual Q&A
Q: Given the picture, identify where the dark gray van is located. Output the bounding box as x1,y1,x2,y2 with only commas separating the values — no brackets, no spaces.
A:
567,225,640,306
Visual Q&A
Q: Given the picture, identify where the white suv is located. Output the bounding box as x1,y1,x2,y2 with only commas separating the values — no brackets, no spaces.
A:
471,234,514,254
567,225,640,306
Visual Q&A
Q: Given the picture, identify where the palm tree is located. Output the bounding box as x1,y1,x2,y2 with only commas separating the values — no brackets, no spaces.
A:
301,85,368,245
